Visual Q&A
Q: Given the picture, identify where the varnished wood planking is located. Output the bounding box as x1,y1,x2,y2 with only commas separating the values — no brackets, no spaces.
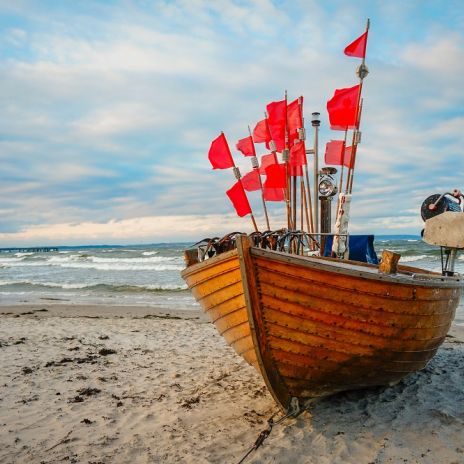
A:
182,241,463,408
182,251,258,367
261,296,452,340
254,255,461,301
265,315,448,352
267,333,438,363
258,279,456,326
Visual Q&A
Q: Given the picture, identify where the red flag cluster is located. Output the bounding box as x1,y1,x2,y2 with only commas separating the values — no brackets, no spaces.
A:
206,25,369,223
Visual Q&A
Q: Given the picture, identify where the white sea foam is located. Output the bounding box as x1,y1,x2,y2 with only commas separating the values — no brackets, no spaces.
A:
142,251,158,256
400,255,427,262
0,279,186,291
48,262,183,271
90,256,174,264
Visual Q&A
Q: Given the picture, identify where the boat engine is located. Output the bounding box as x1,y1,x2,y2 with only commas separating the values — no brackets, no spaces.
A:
421,190,464,276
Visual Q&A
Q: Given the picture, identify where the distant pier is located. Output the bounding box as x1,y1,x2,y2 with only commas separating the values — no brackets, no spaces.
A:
0,247,59,253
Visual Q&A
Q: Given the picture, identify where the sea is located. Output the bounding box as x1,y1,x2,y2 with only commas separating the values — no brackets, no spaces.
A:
0,236,463,325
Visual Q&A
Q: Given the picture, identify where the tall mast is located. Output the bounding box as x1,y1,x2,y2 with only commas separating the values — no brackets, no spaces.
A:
346,18,370,194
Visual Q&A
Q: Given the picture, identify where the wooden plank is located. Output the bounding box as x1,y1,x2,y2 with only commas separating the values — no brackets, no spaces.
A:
258,279,455,324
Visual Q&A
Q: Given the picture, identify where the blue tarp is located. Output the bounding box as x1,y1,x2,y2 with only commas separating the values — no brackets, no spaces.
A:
323,235,379,264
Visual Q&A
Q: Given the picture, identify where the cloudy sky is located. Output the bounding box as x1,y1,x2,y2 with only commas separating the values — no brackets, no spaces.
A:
0,0,463,246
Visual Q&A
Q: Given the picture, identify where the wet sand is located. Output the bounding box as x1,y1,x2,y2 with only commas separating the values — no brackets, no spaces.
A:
0,304,463,463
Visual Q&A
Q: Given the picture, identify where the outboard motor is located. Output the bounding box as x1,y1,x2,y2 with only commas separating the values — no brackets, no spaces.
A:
421,189,464,276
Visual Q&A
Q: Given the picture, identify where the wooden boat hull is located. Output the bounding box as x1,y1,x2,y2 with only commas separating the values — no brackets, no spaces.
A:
181,237,463,409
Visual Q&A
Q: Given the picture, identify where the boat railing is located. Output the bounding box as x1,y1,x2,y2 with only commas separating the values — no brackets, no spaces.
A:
187,230,349,264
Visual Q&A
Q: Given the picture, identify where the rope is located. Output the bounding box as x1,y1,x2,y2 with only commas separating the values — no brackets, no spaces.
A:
236,397,310,464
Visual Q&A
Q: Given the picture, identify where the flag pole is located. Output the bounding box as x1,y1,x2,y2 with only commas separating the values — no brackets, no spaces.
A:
298,96,315,238
209,131,259,232
264,112,292,229
346,18,370,194
336,130,349,206
248,125,271,230
280,92,294,231
311,112,321,238
232,166,259,233
347,99,364,193
224,131,259,233
332,20,370,258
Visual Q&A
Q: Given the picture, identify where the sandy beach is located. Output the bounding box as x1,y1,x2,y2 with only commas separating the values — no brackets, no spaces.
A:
0,304,463,464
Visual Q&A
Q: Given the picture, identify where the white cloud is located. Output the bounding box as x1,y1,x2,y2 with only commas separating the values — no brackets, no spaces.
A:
0,1,463,244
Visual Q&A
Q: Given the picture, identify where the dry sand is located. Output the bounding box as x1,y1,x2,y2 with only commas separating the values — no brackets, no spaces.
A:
0,304,463,464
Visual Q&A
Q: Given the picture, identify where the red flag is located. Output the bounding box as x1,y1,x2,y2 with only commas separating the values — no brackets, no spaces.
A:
264,163,287,189
259,153,278,175
344,31,368,58
208,133,234,169
326,84,360,131
236,136,255,157
263,187,285,202
343,145,353,168
324,140,353,168
289,141,307,167
241,170,261,192
252,119,271,145
287,97,303,145
289,142,306,177
226,181,252,217
266,100,286,152
324,140,345,165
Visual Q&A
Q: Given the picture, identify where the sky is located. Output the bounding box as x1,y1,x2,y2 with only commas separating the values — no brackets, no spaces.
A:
0,0,463,246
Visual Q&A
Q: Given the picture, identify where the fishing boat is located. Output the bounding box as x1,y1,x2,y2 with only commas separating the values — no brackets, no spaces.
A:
181,22,464,412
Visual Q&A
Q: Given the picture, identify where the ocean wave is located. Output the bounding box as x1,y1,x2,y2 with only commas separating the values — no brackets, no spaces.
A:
90,256,175,264
0,280,187,292
0,257,25,264
142,251,158,256
399,255,428,262
50,261,183,271
2,253,182,271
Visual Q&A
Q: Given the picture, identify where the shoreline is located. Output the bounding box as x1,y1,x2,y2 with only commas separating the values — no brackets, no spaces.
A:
0,302,206,321
1,304,463,463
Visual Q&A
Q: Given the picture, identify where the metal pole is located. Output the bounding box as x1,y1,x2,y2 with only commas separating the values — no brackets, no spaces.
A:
311,112,320,236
